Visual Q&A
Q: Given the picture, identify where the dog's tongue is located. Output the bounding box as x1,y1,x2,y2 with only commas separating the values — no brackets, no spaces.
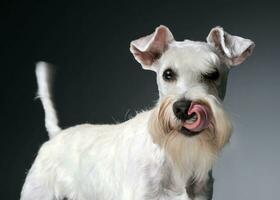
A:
183,103,211,133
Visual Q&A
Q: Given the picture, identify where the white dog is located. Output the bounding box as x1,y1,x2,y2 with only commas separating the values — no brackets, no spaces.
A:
20,25,254,200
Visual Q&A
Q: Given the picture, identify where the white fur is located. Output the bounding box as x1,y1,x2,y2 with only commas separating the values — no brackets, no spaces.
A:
21,95,230,200
21,110,190,200
21,25,254,200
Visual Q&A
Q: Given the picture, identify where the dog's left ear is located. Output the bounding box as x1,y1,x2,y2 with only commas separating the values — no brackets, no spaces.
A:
130,25,174,70
207,26,255,66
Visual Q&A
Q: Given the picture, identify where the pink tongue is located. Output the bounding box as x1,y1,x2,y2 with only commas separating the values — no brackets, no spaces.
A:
183,103,211,132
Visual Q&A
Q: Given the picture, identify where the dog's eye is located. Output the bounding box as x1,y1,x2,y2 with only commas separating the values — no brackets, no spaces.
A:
163,69,176,81
202,69,220,81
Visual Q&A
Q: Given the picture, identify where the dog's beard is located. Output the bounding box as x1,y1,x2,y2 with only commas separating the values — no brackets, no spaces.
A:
148,95,232,181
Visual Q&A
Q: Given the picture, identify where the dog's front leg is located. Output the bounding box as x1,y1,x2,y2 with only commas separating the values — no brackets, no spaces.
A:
186,170,214,200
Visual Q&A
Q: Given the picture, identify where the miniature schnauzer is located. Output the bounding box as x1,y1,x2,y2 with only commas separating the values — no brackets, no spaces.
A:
20,25,254,200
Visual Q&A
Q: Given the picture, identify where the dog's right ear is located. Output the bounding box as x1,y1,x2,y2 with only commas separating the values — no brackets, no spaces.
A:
207,26,255,67
130,25,174,71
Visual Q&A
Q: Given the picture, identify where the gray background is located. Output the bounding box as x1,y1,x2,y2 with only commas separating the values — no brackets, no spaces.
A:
1,0,280,199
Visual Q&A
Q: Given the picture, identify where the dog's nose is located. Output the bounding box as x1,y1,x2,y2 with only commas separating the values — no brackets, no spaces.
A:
173,99,192,120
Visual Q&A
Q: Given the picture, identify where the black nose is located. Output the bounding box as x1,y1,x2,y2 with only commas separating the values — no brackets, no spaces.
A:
173,99,192,120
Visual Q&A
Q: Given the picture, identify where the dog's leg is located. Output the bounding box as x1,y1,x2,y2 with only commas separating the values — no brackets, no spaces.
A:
20,164,55,200
20,173,55,200
186,170,214,200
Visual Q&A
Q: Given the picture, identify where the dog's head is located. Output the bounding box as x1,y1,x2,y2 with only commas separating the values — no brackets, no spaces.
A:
130,25,255,149
132,25,255,179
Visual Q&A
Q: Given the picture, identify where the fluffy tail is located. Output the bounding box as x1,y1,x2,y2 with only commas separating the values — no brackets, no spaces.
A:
35,62,61,138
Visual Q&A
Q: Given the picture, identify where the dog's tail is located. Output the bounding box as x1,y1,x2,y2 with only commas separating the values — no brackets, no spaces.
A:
35,62,61,139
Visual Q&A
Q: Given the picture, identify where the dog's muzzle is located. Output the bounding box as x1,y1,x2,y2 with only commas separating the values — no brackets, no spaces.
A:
172,99,212,135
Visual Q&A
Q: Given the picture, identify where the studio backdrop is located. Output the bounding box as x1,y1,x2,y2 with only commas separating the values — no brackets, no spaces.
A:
2,1,280,199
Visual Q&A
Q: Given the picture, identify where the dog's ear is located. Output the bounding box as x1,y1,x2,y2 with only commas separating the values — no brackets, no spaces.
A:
207,26,255,66
130,25,174,70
